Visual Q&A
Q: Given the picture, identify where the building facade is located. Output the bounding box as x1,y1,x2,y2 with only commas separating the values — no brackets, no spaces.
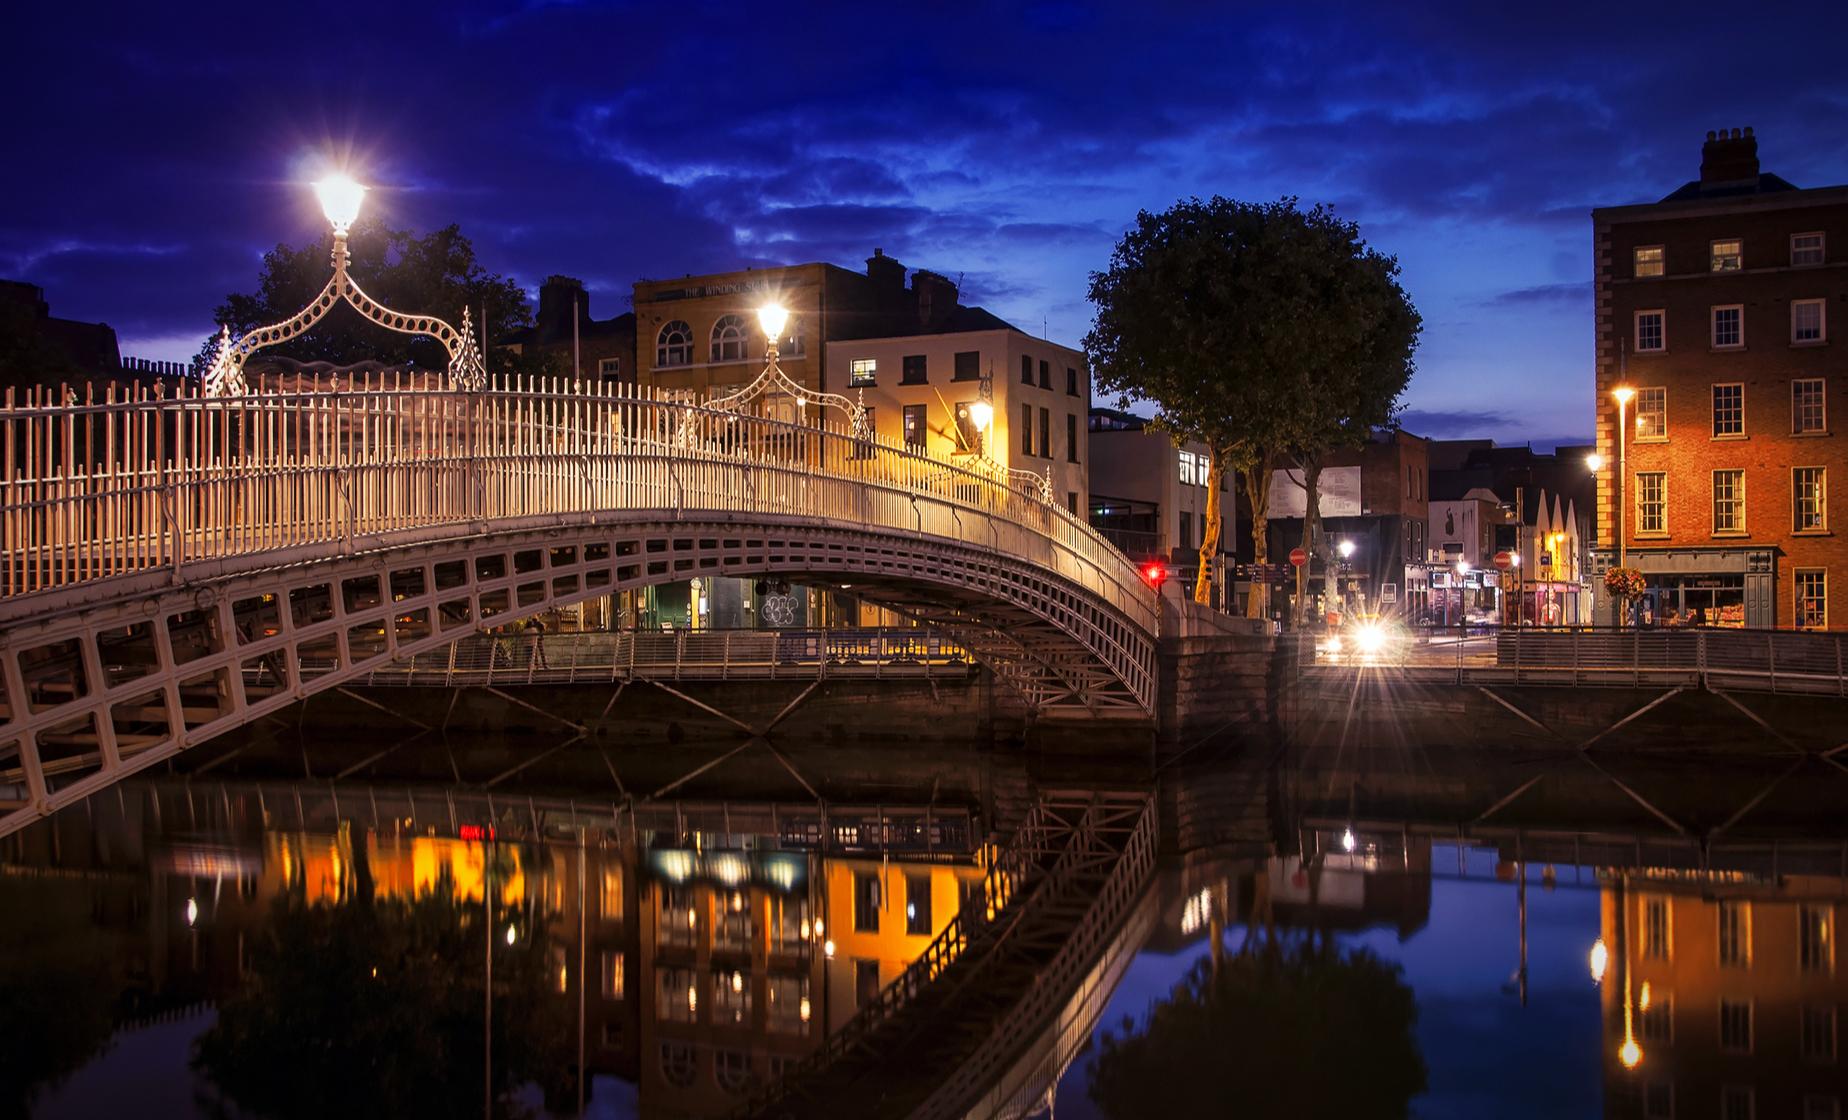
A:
500,275,636,383
1593,128,1848,629
1086,408,1229,569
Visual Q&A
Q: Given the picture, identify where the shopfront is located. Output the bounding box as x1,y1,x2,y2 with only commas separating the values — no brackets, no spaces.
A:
1628,548,1775,629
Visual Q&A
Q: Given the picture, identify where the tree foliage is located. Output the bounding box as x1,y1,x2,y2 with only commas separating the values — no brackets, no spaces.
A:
1085,940,1426,1119
194,218,550,377
1085,197,1419,610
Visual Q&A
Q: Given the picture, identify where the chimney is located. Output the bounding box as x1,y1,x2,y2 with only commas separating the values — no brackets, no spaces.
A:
911,270,959,329
1700,126,1759,186
865,248,906,292
536,275,586,343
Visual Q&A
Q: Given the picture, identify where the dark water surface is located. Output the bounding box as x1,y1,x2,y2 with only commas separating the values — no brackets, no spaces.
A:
4,731,1846,1119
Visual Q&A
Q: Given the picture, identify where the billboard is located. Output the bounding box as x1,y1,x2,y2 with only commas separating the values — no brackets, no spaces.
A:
1268,466,1361,518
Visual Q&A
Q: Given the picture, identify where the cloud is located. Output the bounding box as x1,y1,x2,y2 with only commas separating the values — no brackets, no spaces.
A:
1398,408,1514,438
1477,282,1589,308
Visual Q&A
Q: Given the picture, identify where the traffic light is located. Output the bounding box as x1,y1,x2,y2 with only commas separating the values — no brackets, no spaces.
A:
1142,562,1167,589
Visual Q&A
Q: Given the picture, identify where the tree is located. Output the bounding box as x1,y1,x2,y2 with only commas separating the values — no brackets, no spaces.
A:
1086,198,1419,616
1085,939,1426,1119
194,218,554,378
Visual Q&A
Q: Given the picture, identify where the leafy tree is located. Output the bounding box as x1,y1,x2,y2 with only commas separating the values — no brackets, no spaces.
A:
192,884,572,1118
194,218,555,378
1086,198,1419,615
1085,939,1426,1119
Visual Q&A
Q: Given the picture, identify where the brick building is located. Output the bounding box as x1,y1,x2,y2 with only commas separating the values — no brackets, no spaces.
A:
1593,128,1848,628
500,275,636,383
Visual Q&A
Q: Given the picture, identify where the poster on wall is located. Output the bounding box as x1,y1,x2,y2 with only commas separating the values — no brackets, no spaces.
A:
1268,466,1362,518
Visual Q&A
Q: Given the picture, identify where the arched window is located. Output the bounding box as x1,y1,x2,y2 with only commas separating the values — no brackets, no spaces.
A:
657,320,693,368
659,1042,696,1088
711,314,748,363
714,1049,755,1095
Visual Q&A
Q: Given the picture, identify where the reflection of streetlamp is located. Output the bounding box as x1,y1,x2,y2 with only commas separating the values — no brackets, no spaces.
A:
1589,938,1608,985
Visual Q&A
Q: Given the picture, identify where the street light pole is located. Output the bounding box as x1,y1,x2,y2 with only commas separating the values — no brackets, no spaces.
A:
1611,386,1635,627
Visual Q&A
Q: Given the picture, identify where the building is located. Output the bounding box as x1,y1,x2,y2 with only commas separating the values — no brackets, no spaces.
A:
500,275,636,383
1593,128,1848,629
1086,407,1229,574
1,279,189,399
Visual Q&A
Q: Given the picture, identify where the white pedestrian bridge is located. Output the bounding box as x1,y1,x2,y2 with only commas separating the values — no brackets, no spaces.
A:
0,376,1157,838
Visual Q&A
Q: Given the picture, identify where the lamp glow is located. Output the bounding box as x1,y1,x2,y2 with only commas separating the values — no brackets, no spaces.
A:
823,938,836,959
1341,828,1357,853
1456,559,1470,577
313,174,367,235
1586,452,1606,472
505,924,517,945
968,400,993,432
1619,1038,1643,1069
1338,539,1356,558
185,897,199,927
1611,386,1635,406
757,303,790,344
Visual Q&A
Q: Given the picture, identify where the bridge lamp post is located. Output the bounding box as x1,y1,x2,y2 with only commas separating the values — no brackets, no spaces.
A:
1609,387,1635,627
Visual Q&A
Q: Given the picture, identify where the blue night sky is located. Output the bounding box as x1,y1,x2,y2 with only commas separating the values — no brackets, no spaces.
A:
8,2,1847,447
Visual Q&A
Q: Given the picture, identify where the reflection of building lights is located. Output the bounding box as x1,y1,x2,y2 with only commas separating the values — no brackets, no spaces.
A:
823,939,836,959
731,971,744,993
652,849,696,883
505,924,517,946
906,902,916,922
799,995,812,1023
1180,888,1214,936
710,851,749,887
687,985,698,1012
185,897,199,927
813,918,824,937
800,918,811,940
688,909,698,930
1341,829,1357,853
1638,981,1651,1011
1589,939,1608,985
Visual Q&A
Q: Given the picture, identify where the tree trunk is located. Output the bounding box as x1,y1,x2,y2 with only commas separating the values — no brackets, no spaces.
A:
1194,449,1225,606
1296,457,1324,626
1242,455,1272,619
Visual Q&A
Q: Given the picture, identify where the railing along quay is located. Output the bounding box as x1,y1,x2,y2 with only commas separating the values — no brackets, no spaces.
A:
0,375,1153,638
341,627,973,687
1309,624,1848,697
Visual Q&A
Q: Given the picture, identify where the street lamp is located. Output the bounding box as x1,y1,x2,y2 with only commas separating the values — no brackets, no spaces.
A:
1610,386,1635,628
757,303,790,358
969,400,994,455
204,172,487,396
1337,539,1356,559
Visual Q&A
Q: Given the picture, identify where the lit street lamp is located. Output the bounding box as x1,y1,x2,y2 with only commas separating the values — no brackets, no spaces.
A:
1610,387,1635,627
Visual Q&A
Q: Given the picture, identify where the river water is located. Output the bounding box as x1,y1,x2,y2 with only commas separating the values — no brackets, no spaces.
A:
4,729,1845,1118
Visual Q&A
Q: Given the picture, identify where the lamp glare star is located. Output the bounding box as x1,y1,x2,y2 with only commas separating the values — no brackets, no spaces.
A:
757,303,790,344
314,174,367,235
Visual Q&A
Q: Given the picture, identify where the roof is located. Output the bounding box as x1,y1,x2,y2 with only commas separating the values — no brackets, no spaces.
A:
1659,171,1801,203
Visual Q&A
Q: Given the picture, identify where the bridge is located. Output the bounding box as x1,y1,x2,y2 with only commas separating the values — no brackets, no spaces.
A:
0,374,1158,838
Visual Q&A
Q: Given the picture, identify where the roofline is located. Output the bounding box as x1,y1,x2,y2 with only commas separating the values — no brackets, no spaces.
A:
1592,182,1848,224
823,324,1084,355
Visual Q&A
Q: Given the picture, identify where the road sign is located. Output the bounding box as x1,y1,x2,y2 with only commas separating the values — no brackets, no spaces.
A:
1493,551,1513,570
1381,583,1399,604
1289,547,1308,567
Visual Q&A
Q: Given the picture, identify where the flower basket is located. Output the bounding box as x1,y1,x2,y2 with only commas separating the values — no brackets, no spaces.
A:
1603,566,1646,599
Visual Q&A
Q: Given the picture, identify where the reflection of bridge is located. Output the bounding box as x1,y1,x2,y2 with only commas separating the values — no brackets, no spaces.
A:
0,377,1158,837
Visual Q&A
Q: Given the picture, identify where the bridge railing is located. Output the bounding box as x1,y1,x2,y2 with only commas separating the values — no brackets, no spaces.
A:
0,376,1154,640
1310,623,1848,696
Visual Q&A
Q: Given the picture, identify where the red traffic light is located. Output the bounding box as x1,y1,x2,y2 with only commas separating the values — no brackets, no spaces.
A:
1142,563,1168,588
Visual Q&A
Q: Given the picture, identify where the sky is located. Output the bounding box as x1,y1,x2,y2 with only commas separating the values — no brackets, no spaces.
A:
8,2,1847,449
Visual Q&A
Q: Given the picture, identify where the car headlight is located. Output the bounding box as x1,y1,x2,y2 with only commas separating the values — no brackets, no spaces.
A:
1354,623,1387,654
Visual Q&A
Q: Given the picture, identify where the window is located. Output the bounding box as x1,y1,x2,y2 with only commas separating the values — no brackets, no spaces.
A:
1718,901,1750,966
1795,379,1827,433
1803,1005,1838,1062
1793,232,1826,267
1796,467,1827,532
779,316,804,356
1636,310,1665,352
660,1041,696,1087
1719,998,1753,1053
1039,409,1050,463
601,950,625,999
659,966,697,1023
853,872,881,932
767,974,810,1036
1179,450,1198,485
1644,1081,1674,1120
1637,473,1667,535
1179,511,1193,550
1066,367,1079,396
597,356,622,380
1637,386,1668,439
1635,245,1665,278
1020,403,1033,456
711,314,749,362
710,967,751,1025
713,1049,753,1095
849,358,877,387
1712,383,1744,437
1021,354,1033,385
1038,359,1050,390
1712,305,1743,349
1643,895,1671,958
1721,1086,1754,1120
905,874,932,936
1067,491,1078,514
952,401,980,452
1805,1097,1841,1120
953,351,981,381
1640,990,1674,1042
1794,299,1827,343
903,404,927,449
601,866,623,921
656,320,693,367
1711,238,1742,271
901,354,927,385
1797,572,1829,631
854,958,882,1007
1066,413,1079,463
1801,903,1835,969
1713,469,1745,534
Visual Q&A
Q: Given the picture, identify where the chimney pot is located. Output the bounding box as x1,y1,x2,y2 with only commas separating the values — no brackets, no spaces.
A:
1700,127,1760,186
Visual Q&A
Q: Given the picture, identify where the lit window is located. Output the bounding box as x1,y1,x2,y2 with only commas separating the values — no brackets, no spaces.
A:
1719,998,1753,1053
1802,1005,1838,1063
1644,895,1671,957
1713,469,1745,534
601,866,623,921
1712,239,1743,271
1718,901,1751,966
952,401,981,452
905,873,931,936
1634,245,1665,278
1795,379,1827,434
1712,383,1744,437
1712,305,1743,348
1636,310,1665,353
1178,450,1198,485
601,950,625,1000
849,358,877,387
1801,903,1835,967
1796,468,1828,533
711,314,749,362
1637,474,1667,535
658,966,697,1023
1794,299,1827,344
1793,232,1826,267
656,320,693,368
902,404,927,449
1636,387,1667,439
